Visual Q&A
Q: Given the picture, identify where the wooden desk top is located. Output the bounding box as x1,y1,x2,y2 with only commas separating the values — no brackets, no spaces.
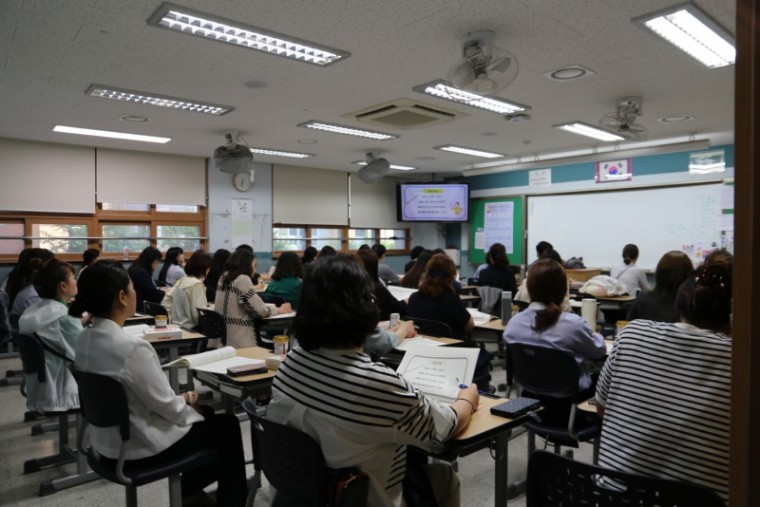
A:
143,329,205,345
474,319,505,332
453,396,525,441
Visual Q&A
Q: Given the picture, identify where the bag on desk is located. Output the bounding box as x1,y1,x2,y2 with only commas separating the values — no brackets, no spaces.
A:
579,275,627,297
328,467,370,507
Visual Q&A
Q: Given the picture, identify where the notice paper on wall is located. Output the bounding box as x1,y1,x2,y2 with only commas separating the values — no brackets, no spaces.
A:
484,201,514,253
230,198,253,247
396,346,480,404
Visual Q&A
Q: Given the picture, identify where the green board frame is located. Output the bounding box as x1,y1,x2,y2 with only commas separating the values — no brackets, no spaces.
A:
468,196,525,266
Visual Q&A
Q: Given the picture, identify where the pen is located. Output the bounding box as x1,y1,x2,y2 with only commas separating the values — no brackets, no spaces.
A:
459,384,491,396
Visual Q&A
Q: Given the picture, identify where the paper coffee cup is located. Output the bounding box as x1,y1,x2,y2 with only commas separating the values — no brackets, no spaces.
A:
155,315,168,328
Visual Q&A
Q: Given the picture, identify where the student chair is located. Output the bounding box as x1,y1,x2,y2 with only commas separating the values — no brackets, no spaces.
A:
142,301,166,318
72,369,218,507
407,316,453,338
526,450,725,507
507,343,601,460
241,399,369,507
197,308,227,347
15,332,98,496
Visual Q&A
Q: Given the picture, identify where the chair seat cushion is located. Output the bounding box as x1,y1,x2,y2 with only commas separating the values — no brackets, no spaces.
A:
88,448,217,486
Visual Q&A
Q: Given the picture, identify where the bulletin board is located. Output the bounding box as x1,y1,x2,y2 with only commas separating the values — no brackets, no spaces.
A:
468,196,525,266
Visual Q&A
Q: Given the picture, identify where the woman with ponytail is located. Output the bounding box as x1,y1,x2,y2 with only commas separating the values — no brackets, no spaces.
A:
7,248,54,328
503,258,606,392
17,259,80,412
610,243,651,295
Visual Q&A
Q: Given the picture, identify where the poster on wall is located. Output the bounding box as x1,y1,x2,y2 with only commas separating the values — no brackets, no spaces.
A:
483,201,514,253
230,198,253,247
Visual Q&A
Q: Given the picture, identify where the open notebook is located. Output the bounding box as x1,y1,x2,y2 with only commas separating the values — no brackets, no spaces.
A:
467,308,498,326
162,346,266,375
396,346,480,404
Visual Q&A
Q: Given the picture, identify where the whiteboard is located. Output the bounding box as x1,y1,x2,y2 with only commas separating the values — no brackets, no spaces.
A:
526,183,722,271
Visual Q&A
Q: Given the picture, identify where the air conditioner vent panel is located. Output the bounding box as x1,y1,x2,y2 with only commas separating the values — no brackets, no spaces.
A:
345,98,466,129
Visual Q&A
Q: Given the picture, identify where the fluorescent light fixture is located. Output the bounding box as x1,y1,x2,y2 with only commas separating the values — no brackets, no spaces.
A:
435,145,504,159
355,161,417,171
297,121,398,140
86,85,233,115
554,122,625,142
412,80,529,114
249,147,314,159
53,125,171,144
633,2,735,68
148,2,349,66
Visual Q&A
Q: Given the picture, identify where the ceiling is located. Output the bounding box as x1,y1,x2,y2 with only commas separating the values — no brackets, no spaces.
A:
0,0,736,176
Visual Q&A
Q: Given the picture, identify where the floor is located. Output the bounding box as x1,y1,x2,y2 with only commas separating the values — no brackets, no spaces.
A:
0,340,596,506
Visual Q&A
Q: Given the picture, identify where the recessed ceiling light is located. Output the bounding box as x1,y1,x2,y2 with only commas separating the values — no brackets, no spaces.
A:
543,65,596,82
297,121,398,140
86,84,233,115
632,2,735,68
554,122,625,142
435,145,505,159
53,125,171,144
657,114,695,123
354,160,417,171
249,147,314,159
120,115,149,123
148,2,350,66
413,80,529,114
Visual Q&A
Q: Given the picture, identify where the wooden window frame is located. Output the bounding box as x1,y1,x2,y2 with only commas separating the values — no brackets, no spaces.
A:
271,224,410,258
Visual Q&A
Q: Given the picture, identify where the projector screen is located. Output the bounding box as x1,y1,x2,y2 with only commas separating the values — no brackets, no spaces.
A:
396,183,470,222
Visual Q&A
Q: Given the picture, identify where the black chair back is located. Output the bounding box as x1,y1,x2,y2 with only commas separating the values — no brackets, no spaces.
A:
242,399,327,506
72,370,130,443
15,332,46,383
197,309,227,347
408,316,453,338
142,301,165,317
527,450,725,507
508,343,579,399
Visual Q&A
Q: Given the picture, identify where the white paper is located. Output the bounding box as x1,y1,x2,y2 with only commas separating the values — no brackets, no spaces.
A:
230,198,253,247
474,230,486,249
484,202,514,254
395,337,448,351
720,183,734,210
164,346,237,368
467,307,496,325
191,356,265,375
529,168,552,187
396,347,480,404
387,285,417,301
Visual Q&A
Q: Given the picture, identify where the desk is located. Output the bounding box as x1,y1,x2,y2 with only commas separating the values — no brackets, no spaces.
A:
145,330,206,392
125,313,154,326
193,346,276,401
459,294,481,308
427,396,531,507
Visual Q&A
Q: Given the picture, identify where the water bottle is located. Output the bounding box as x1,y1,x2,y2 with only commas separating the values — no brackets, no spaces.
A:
501,291,512,325
123,246,129,261
389,313,400,329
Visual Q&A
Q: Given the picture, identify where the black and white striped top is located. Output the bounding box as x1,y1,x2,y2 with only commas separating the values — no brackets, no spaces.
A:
267,346,457,507
596,319,731,502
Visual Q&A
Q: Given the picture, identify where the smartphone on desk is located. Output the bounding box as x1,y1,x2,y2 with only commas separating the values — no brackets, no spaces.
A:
490,397,541,418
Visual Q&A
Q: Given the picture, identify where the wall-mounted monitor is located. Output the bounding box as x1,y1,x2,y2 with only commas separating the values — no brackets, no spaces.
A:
396,182,470,222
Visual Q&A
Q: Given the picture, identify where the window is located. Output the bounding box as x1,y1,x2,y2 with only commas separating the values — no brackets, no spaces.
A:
273,227,307,251
0,222,24,256
272,225,409,256
102,224,150,254
32,223,89,254
380,228,407,251
348,228,376,251
157,224,201,251
312,227,342,250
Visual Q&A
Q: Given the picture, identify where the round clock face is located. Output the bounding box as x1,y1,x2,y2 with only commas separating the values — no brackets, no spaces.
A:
233,172,252,192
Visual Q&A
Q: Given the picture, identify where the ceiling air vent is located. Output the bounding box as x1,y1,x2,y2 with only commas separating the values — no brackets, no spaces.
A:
345,98,466,129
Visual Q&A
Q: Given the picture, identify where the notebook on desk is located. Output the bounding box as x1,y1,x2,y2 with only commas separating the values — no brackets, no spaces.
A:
396,346,480,404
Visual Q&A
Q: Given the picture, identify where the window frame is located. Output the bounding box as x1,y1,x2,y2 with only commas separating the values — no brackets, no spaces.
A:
271,224,410,258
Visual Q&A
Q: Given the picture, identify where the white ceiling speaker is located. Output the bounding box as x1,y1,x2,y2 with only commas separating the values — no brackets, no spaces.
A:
357,152,391,184
446,29,519,96
213,131,253,174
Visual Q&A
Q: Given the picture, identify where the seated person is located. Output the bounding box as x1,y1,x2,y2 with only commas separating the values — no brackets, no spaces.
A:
72,261,247,506
596,263,732,502
504,258,606,394
407,253,474,340
77,248,99,280
477,242,517,295
18,259,81,413
627,250,693,323
356,248,407,320
372,243,402,284
127,247,166,312
7,248,55,328
610,243,651,295
401,249,433,289
404,245,425,273
515,249,572,312
162,250,212,330
215,249,291,348
301,246,318,267
265,251,303,309
267,254,478,507
204,248,231,304
157,247,186,287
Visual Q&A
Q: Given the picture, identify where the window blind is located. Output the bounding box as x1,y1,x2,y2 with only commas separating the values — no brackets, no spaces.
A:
350,175,405,228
